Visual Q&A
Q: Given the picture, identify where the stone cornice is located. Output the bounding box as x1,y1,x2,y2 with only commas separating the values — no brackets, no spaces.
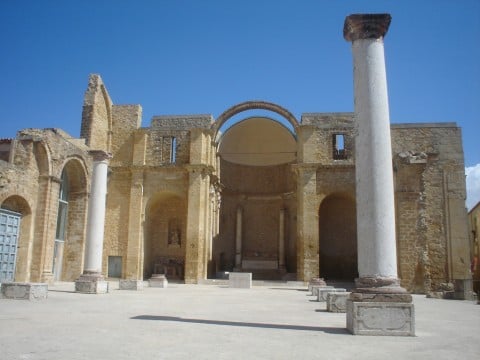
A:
343,13,391,42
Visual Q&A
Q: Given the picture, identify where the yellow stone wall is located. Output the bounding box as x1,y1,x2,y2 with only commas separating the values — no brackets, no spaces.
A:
0,75,472,297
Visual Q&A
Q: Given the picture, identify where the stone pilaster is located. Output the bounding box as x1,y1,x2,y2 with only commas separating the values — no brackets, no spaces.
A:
124,170,144,280
344,13,414,336
184,165,209,283
75,150,112,294
294,164,320,281
278,208,286,269
235,206,243,269
38,175,61,284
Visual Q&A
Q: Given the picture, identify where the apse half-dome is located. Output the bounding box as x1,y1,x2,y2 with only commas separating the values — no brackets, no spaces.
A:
218,117,296,166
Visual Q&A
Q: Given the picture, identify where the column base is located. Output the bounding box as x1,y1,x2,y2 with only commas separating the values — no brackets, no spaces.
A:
75,273,109,294
0,282,48,300
119,279,144,290
229,272,252,288
346,277,415,336
149,274,168,288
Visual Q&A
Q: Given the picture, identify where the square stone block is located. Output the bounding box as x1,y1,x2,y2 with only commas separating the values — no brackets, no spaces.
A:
0,282,48,300
75,279,109,294
312,285,333,297
346,300,415,336
327,292,348,312
229,272,252,289
149,275,168,288
317,288,346,302
119,279,144,290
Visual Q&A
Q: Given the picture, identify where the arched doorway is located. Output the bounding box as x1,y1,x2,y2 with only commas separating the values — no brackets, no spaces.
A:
144,193,187,280
1,195,32,282
52,159,88,281
215,112,297,280
319,193,357,281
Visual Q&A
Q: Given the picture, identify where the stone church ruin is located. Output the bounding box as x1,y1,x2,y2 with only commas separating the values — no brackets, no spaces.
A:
0,14,472,306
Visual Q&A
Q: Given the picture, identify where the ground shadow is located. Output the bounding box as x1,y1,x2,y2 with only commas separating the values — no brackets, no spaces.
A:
269,288,308,292
131,315,349,335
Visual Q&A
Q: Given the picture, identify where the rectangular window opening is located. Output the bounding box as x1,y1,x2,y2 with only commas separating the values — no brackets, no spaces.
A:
170,136,177,163
333,134,347,160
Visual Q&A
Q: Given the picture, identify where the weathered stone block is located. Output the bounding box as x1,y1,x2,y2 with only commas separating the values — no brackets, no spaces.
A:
75,274,108,294
0,282,48,300
308,278,326,292
312,285,333,297
346,300,415,336
229,272,252,289
327,292,348,312
75,279,109,294
119,279,144,290
317,288,346,302
149,274,168,288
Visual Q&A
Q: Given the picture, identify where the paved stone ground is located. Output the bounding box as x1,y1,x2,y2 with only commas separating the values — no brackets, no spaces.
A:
1,282,479,360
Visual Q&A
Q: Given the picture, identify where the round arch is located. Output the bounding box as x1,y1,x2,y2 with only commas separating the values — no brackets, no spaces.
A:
212,101,299,137
52,157,89,281
319,192,357,281
143,192,187,280
33,141,52,176
1,195,33,282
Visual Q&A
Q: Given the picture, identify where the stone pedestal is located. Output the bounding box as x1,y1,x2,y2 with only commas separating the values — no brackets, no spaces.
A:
149,274,168,288
75,274,109,294
119,279,144,290
346,291,414,336
229,272,252,289
312,285,333,297
327,293,348,313
317,288,346,302
346,298,415,336
308,278,326,293
0,282,48,300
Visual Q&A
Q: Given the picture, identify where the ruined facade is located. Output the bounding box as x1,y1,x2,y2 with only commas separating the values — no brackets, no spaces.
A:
0,74,471,295
468,201,480,293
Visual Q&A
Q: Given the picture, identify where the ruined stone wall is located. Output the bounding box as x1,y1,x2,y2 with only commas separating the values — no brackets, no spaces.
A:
111,105,142,159
0,129,91,283
392,123,470,293
468,203,480,292
103,169,131,278
300,113,355,165
80,74,112,150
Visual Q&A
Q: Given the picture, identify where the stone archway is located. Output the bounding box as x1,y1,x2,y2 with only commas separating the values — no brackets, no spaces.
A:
144,193,187,280
54,158,89,281
319,193,357,280
1,195,32,282
214,113,298,279
212,100,299,137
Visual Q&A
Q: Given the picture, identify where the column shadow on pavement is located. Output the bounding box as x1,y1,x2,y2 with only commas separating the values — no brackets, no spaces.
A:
131,315,349,334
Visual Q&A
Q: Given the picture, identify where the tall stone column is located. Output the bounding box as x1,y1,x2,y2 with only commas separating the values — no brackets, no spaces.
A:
343,13,414,336
75,150,112,294
235,206,243,269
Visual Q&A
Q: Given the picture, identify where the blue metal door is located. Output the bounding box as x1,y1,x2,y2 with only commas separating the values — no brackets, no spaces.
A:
0,209,21,282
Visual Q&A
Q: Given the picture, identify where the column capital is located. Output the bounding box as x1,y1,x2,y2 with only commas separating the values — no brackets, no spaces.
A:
343,13,391,42
89,150,112,162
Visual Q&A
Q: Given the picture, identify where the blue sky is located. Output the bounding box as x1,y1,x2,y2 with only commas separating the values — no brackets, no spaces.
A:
1,0,479,207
